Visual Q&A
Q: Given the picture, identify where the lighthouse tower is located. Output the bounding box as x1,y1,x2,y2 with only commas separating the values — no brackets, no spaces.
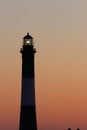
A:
19,33,37,130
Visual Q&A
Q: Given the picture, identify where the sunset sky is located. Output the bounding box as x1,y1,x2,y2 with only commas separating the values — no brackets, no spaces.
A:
0,0,87,130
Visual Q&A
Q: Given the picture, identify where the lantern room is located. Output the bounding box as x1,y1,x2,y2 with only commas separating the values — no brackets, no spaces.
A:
23,33,33,46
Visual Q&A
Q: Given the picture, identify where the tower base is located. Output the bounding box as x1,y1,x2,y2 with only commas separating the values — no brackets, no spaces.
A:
19,106,37,130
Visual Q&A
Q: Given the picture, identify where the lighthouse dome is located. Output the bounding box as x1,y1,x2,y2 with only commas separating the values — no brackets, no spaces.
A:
23,33,33,39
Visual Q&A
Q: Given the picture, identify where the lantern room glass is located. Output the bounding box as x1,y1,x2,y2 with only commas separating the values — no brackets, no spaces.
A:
23,38,33,45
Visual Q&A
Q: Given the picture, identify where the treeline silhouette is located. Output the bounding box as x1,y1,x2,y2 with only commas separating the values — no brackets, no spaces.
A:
68,128,80,130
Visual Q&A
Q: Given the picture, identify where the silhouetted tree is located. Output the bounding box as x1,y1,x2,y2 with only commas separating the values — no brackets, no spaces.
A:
68,128,72,130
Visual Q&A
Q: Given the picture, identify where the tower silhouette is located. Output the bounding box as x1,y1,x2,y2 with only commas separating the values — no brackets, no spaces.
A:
19,33,37,130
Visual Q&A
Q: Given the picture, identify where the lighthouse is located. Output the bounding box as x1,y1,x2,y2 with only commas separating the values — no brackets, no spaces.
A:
19,33,37,130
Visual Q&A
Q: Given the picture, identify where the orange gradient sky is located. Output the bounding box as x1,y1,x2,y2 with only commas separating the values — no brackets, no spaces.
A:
0,0,87,130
